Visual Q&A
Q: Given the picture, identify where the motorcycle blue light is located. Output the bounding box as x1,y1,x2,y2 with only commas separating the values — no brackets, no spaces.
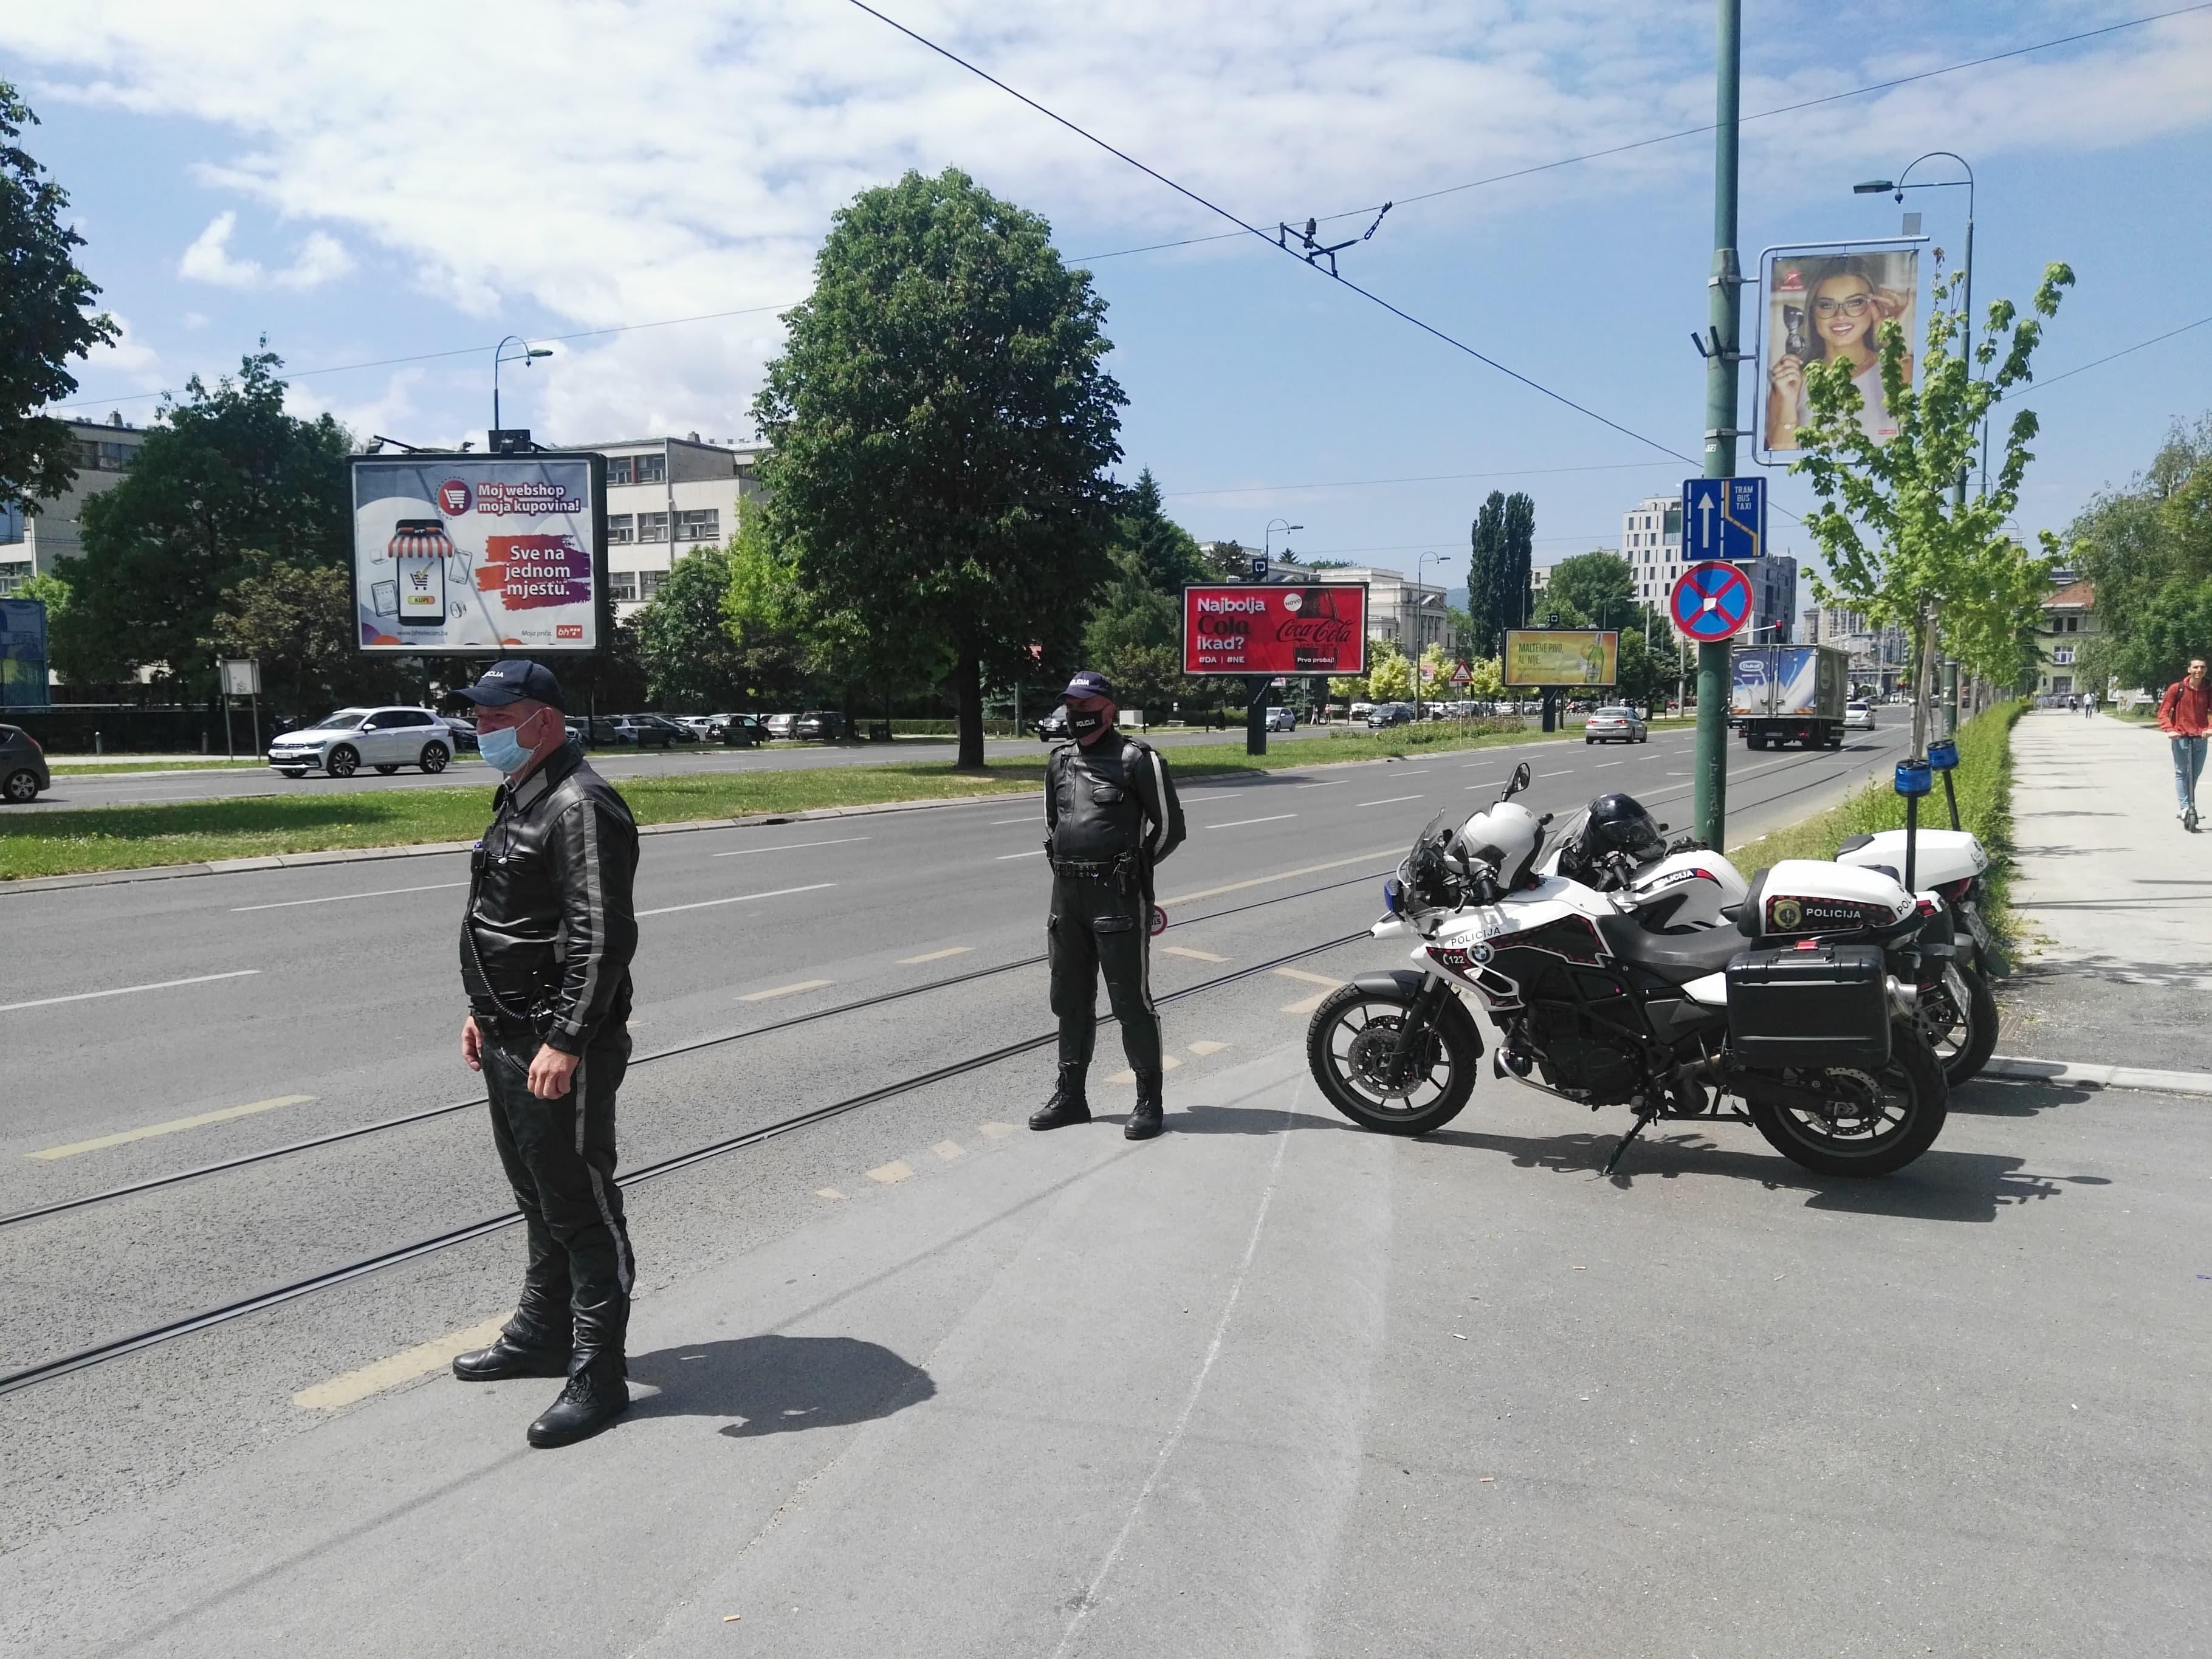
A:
1926,739,1959,771
1894,761,1934,797
1382,877,1403,914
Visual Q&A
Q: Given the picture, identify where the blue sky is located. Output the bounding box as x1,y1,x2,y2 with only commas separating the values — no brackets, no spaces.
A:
9,0,2210,586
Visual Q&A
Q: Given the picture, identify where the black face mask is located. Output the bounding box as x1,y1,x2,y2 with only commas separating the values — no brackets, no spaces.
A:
1067,707,1108,740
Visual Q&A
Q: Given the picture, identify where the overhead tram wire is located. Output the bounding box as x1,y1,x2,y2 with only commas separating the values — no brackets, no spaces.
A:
49,6,2208,419
843,0,1699,469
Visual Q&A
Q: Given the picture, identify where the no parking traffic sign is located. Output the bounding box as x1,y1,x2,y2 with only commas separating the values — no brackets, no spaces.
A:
1669,560,1753,643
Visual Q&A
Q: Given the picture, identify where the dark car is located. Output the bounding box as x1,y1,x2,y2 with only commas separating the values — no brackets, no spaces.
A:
0,723,51,804
793,710,847,742
1033,705,1070,741
707,713,766,747
442,714,481,753
1364,702,1416,728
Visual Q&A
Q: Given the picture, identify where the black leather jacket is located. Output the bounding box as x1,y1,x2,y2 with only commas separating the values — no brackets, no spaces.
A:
1046,732,1186,869
461,739,639,1053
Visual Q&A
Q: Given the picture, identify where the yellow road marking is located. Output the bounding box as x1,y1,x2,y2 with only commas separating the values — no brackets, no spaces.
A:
1273,967,1339,987
1159,946,1229,963
1107,1055,1183,1085
978,1121,1017,1139
898,947,974,964
29,1094,314,1161
1280,993,1328,1016
293,1316,506,1411
816,1187,846,1201
868,1160,913,1184
1188,1040,1229,1056
738,978,834,1003
932,1139,965,1161
1158,850,1395,908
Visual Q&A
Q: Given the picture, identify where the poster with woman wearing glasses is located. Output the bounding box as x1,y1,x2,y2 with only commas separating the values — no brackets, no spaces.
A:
1760,247,1918,454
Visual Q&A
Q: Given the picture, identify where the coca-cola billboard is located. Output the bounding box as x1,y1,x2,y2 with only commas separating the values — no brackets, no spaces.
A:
1182,583,1369,677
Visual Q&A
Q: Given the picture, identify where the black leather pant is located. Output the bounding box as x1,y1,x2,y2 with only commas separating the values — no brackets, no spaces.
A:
1048,868,1162,1077
481,1023,635,1368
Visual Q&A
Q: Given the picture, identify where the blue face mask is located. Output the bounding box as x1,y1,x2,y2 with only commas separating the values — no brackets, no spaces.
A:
479,723,532,775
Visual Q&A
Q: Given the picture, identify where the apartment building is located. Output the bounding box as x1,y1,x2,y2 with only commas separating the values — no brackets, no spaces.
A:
0,414,149,595
1619,492,1683,604
2032,577,2096,698
577,434,765,615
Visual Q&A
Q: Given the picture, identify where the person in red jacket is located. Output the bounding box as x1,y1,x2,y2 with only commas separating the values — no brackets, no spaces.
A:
2158,658,2210,828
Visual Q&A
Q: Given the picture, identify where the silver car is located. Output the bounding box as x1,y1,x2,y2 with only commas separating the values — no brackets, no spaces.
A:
267,706,459,778
1584,705,1647,744
0,722,51,804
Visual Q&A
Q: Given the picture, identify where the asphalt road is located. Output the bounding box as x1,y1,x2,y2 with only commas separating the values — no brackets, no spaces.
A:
26,720,2129,1658
22,719,1387,811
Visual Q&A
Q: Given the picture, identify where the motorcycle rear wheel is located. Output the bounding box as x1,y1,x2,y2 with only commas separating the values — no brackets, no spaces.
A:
1307,983,1480,1136
1924,966,2000,1086
1746,1020,1946,1177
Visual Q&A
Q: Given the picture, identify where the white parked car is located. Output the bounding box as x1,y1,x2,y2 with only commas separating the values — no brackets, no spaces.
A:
267,707,459,778
1264,706,1297,732
1844,701,1875,730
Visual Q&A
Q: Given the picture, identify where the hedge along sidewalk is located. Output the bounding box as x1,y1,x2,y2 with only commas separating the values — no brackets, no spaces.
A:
1725,699,2028,952
0,720,1578,887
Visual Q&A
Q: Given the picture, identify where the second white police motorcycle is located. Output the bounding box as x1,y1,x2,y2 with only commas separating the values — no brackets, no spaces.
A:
1306,763,1949,1177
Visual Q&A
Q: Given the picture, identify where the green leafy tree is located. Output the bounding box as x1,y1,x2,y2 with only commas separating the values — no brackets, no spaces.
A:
752,167,1125,768
633,544,749,711
721,521,817,707
1545,550,1635,627
1366,642,1414,703
201,559,372,718
2071,415,2212,695
55,349,350,690
1793,258,2075,749
1501,492,1535,633
0,83,118,514
1466,493,1505,656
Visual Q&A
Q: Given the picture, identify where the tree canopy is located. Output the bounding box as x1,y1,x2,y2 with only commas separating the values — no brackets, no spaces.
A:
1466,490,1534,656
752,167,1125,767
0,81,118,514
631,544,750,712
2070,414,2212,696
1543,551,1635,627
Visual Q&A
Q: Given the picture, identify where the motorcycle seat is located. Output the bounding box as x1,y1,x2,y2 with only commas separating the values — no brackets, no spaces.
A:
1595,914,1745,981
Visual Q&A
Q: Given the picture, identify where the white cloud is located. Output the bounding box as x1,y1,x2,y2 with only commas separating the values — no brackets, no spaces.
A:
177,210,259,287
18,1,2212,442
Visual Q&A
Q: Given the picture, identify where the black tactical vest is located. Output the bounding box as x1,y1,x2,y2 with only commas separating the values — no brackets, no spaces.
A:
1049,737,1149,863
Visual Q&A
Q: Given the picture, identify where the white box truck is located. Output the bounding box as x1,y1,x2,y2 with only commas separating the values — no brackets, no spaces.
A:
1730,643,1849,750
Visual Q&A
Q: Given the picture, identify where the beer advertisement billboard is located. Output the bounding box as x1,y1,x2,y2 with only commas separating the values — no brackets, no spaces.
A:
1182,583,1369,677
348,453,608,654
1758,242,1920,459
1502,629,1618,687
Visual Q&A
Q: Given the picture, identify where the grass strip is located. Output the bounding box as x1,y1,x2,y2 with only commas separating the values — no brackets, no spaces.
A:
1,721,1570,881
1725,699,2028,952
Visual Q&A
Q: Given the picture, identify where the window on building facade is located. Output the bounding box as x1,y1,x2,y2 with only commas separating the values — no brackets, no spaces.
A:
636,453,666,484
2052,646,2075,665
637,512,669,542
0,559,31,594
640,569,665,600
0,504,22,544
608,456,634,486
607,571,639,603
676,508,720,543
607,514,634,544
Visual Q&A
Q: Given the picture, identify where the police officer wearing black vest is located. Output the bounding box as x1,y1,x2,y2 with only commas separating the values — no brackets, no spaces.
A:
444,661,642,1449
1030,670,1187,1140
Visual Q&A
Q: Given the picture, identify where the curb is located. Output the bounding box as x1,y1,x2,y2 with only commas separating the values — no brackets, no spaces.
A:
1980,1056,2212,1097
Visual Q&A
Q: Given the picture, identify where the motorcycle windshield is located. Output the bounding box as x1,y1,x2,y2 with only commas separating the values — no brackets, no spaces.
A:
1400,811,1461,910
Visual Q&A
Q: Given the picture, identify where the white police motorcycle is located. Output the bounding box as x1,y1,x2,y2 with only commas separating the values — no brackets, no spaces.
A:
1305,763,1948,1177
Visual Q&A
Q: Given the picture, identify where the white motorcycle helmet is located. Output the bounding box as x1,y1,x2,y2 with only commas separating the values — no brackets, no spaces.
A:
1458,800,1547,891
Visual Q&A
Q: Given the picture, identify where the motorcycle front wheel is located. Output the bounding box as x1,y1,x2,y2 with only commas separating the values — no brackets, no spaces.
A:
1745,1021,1947,1177
1307,983,1480,1136
1922,965,2000,1086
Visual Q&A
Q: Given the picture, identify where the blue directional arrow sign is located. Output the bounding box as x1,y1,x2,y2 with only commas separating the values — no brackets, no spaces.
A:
1681,476,1765,563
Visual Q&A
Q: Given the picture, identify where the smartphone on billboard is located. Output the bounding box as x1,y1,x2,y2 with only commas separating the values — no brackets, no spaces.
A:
391,519,452,631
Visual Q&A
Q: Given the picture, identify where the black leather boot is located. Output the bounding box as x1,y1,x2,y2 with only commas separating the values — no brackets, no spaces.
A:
452,1331,571,1381
526,1353,630,1448
1029,1063,1091,1130
1125,1072,1164,1140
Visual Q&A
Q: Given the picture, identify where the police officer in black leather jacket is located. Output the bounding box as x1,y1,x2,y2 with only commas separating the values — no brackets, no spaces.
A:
1030,670,1187,1140
444,661,642,1449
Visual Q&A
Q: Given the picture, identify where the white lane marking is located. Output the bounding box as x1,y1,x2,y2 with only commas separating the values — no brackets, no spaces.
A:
0,969,261,1015
712,836,870,857
294,1316,507,1411
978,1121,1018,1139
1392,768,1433,776
1207,814,1296,829
1159,946,1229,963
1275,967,1339,987
231,881,465,913
1049,1082,1296,1659
1537,771,1573,778
1159,850,1397,906
898,946,974,964
1466,780,1506,791
1358,794,1424,808
995,848,1049,860
636,882,834,918
1105,1054,1183,1085
1293,780,1344,789
738,978,834,1003
1279,991,1328,1015
29,1093,314,1161
932,1139,965,1161
989,816,1040,826
1595,761,1624,769
867,1160,913,1184
1188,1040,1229,1056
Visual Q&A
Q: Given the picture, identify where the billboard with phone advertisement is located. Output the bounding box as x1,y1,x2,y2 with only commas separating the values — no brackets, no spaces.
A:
1502,629,1618,687
1182,583,1369,677
348,453,608,653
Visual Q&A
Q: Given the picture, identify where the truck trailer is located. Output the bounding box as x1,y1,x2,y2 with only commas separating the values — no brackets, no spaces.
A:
1730,643,1849,749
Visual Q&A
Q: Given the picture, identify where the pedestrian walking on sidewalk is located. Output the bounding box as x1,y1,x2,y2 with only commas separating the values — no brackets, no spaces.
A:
2158,657,2210,830
446,661,642,1447
2082,690,2097,718
1031,670,1187,1141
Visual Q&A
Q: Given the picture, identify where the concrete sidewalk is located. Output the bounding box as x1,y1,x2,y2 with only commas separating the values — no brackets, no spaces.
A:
2001,708,2212,1070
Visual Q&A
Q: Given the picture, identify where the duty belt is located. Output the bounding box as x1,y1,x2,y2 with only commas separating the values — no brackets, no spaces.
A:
1045,846,1142,884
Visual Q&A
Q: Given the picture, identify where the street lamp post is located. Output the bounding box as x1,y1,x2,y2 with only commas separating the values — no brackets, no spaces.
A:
492,335,553,435
1414,551,1453,719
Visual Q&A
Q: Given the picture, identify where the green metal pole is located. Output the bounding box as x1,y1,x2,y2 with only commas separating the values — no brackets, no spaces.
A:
1695,0,1743,849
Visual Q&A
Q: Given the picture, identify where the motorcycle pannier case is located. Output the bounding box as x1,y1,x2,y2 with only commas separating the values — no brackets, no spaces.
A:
1725,943,1890,1069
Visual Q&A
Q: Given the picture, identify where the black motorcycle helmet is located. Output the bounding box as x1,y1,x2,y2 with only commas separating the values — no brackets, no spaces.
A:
1564,792,1668,879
